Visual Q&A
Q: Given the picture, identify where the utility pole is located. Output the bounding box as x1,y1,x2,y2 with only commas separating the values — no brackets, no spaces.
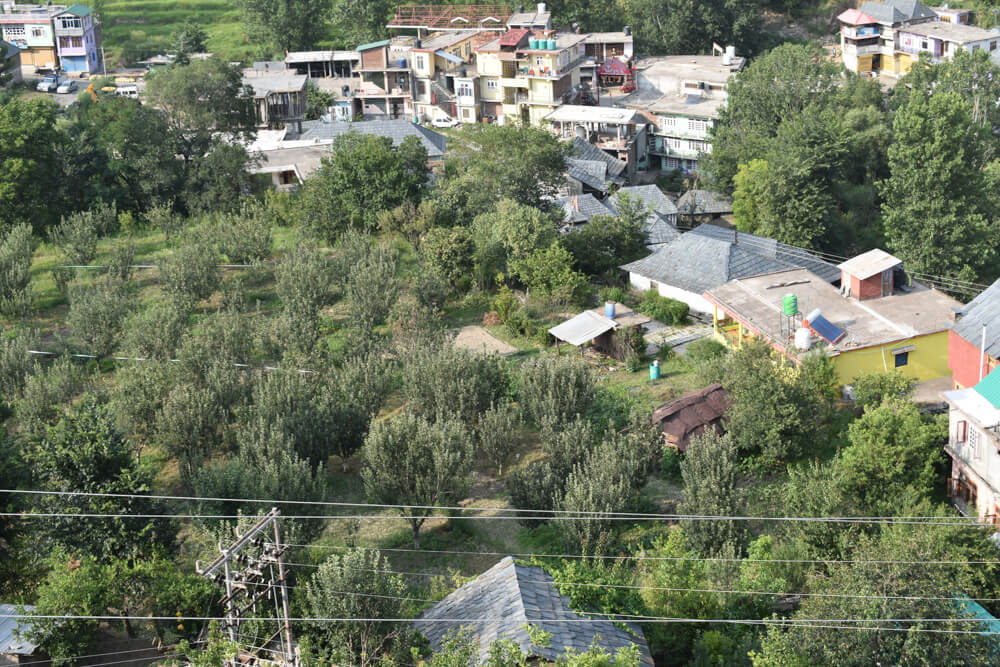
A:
196,508,297,666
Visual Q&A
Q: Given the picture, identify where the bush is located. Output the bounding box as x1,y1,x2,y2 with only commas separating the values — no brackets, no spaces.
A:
0,224,33,316
67,282,133,359
106,239,136,283
598,286,626,304
638,290,689,325
214,204,274,265
49,203,116,265
160,234,220,305
685,337,727,363
518,355,596,426
402,344,509,426
661,447,683,480
145,202,183,239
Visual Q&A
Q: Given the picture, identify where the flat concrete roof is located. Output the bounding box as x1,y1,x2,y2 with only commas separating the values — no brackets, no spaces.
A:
584,32,633,43
943,387,1000,429
413,30,479,51
632,54,745,84
624,92,725,118
705,267,962,355
285,50,359,63
901,20,998,43
545,104,637,124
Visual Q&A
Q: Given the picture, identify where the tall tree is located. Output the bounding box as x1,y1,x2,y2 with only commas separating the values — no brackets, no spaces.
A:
880,91,998,283
238,0,333,52
330,0,392,48
298,133,429,241
562,193,651,275
627,0,762,58
361,411,473,547
0,99,61,232
680,429,745,555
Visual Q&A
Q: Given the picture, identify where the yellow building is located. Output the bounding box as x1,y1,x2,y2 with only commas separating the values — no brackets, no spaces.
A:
703,255,961,386
410,30,482,123
474,29,586,126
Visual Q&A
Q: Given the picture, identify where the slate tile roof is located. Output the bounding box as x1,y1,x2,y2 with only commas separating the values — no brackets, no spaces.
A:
571,137,627,179
953,277,1000,360
554,194,615,224
676,190,733,216
566,158,610,193
859,0,936,24
620,224,839,295
652,383,731,452
0,604,38,657
295,119,446,158
416,557,654,665
610,185,678,218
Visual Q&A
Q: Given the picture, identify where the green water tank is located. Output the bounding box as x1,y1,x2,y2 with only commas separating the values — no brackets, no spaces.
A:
782,293,798,316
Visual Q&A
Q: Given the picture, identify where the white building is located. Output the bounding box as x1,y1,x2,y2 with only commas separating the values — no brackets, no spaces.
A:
943,369,1000,522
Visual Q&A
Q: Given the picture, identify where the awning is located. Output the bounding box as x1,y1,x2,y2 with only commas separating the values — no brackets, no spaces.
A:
598,58,631,77
436,50,465,65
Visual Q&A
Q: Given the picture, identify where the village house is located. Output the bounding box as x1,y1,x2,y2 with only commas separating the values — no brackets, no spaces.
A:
653,383,731,452
242,69,308,130
0,4,56,71
0,39,21,82
545,104,646,180
410,29,481,123
942,368,1000,521
564,137,627,196
52,3,100,74
609,184,680,248
553,193,615,231
676,189,733,223
506,3,552,30
355,37,415,120
835,0,995,77
284,49,358,79
0,603,41,664
0,2,100,73
621,47,744,174
621,224,837,316
948,277,1000,389
703,249,961,385
416,557,654,665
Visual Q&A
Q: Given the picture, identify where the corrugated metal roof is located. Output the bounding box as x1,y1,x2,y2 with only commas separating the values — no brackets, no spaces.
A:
59,3,91,17
0,604,39,656
356,39,390,52
952,277,1000,360
975,368,1000,411
859,0,936,24
296,119,446,158
549,310,619,346
545,105,637,124
416,557,653,665
435,49,465,64
837,249,902,280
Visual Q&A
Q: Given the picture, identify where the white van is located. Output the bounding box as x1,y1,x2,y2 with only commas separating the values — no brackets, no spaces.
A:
115,84,139,99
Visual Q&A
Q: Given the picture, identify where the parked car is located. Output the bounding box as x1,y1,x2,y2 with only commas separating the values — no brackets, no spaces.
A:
56,80,77,94
115,85,139,99
431,116,460,128
36,75,66,92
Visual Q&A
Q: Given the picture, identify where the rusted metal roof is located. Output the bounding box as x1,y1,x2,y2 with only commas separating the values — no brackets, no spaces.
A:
652,383,730,451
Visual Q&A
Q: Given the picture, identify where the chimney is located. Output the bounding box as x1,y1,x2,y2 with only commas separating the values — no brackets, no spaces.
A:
732,229,738,245
537,2,546,13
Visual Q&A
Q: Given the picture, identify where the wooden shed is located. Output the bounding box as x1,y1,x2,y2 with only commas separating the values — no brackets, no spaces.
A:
652,383,730,451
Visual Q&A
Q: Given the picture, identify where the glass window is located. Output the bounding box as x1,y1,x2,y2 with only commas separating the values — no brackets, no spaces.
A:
894,351,908,367
4,25,25,38
415,55,426,69
486,78,498,90
30,26,45,38
59,17,82,30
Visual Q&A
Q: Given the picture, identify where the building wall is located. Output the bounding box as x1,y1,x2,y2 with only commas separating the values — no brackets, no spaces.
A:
1,20,53,48
949,329,1000,389
946,408,1000,520
628,273,715,315
17,44,55,67
842,270,890,300
831,330,950,386
361,48,386,70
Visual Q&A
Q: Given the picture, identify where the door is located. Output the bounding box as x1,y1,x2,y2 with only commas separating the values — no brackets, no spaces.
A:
881,269,891,296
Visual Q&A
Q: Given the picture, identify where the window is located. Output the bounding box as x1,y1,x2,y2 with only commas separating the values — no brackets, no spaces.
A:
920,40,928,50
30,26,45,38
59,36,70,48
992,41,997,51
957,420,968,443
457,82,473,97
58,17,82,30
462,108,471,119
659,116,675,130
971,427,981,459
485,78,498,91
688,118,707,133
4,25,25,39
534,56,544,66
71,36,82,48
894,351,908,367
279,170,296,185
415,55,426,70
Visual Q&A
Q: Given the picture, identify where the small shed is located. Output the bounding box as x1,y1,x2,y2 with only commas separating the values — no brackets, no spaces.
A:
548,310,619,354
652,383,731,451
0,604,41,665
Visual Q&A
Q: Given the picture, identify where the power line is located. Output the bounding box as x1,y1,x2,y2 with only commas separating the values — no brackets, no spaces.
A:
25,350,319,375
14,643,204,667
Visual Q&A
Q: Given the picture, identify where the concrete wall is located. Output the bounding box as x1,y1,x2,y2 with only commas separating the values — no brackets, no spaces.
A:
832,330,951,385
949,329,999,389
627,272,715,315
947,407,1000,520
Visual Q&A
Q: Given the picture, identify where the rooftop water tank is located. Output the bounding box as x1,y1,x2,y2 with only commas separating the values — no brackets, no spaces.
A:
795,328,811,351
782,293,798,316
547,38,556,50
397,57,407,68
806,307,822,324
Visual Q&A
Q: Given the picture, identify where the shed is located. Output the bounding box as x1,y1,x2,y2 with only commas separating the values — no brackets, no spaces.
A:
416,557,653,665
548,310,619,351
652,383,731,451
0,604,40,664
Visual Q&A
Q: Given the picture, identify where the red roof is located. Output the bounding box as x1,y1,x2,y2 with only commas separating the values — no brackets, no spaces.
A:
499,28,529,46
598,58,631,77
837,8,878,24
652,383,731,452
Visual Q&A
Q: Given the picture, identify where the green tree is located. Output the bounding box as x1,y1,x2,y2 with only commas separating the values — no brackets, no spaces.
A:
156,383,223,479
66,281,132,359
680,429,746,555
275,241,333,355
838,399,944,515
440,124,568,220
518,355,596,426
471,198,559,287
361,411,473,547
422,226,475,287
346,240,399,337
477,401,520,477
160,233,221,305
184,141,256,214
48,203,116,266
298,133,429,241
238,0,333,52
880,91,998,282
850,370,916,412
171,19,208,61
303,548,409,666
561,443,640,554
329,0,392,48
512,243,590,309
30,395,169,561
144,57,255,162
627,0,761,58
401,344,508,426
562,193,651,275
0,99,61,232
0,224,33,316
213,203,274,264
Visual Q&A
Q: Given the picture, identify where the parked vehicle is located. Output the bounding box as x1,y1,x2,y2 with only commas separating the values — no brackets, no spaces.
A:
36,75,66,92
56,80,78,94
115,85,139,99
431,116,460,128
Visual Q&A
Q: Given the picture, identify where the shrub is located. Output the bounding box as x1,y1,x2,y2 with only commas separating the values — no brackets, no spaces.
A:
275,243,333,355
661,447,683,480
214,204,274,265
685,337,727,363
16,357,88,433
67,282,133,359
49,203,116,265
122,299,191,360
518,355,596,426
0,224,33,316
598,286,626,304
402,344,509,426
0,330,37,406
106,239,136,283
160,234,220,305
145,202,183,239
851,370,917,412
638,290,689,325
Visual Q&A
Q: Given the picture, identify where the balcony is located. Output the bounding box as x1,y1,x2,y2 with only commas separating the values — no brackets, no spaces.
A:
853,44,884,56
500,77,528,88
654,125,711,140
841,26,880,39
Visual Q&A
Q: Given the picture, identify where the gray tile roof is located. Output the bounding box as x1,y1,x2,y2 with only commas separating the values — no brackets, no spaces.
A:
416,557,653,666
953,277,1000,360
566,158,610,193
859,0,936,24
611,185,679,218
620,223,839,295
0,604,38,657
295,119,446,158
572,137,627,179
643,216,681,247
555,194,615,224
676,189,733,216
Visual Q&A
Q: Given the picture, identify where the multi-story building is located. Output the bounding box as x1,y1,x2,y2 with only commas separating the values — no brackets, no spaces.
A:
475,28,587,126
410,30,481,123
52,3,100,73
506,3,551,30
620,48,744,174
948,277,1000,390
943,368,1000,521
836,0,996,76
544,104,646,181
355,37,415,120
0,3,56,71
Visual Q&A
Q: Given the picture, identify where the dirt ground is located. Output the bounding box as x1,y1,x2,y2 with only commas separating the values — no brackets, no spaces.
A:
453,325,518,355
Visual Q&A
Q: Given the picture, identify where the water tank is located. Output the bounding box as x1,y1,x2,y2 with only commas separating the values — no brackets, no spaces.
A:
547,38,557,50
605,301,616,319
794,328,811,351
782,293,798,316
806,307,822,324
528,37,537,48
537,2,546,13
649,363,661,380
397,57,407,68
723,45,736,66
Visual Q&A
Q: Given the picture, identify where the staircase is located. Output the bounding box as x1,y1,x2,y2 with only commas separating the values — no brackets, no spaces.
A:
429,80,456,118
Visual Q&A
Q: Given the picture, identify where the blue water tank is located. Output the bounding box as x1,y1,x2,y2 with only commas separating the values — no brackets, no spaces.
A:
604,301,616,319
547,38,556,50
529,37,538,48
397,57,407,68
649,363,661,380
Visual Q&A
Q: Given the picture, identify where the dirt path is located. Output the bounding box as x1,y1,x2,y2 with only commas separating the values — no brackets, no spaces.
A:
453,325,518,355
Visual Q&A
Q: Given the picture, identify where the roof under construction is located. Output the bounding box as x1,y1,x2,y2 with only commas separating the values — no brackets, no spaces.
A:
387,4,511,31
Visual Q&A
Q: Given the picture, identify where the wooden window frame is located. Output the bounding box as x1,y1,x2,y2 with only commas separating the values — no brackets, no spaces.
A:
957,420,968,443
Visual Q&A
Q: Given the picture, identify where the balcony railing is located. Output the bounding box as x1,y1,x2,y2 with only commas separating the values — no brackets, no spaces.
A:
853,44,884,56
